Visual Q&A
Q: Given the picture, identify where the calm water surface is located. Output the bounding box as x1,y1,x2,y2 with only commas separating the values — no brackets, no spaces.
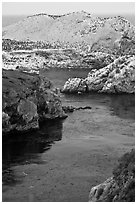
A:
3,69,135,201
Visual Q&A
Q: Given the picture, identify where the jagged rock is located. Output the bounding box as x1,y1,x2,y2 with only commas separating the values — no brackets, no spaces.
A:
89,149,135,202
2,51,48,73
89,177,117,202
62,78,87,93
2,70,67,134
98,56,135,93
81,52,115,69
2,112,11,132
62,55,135,94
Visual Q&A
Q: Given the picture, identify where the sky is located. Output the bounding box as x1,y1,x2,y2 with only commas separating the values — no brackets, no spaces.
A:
2,2,135,16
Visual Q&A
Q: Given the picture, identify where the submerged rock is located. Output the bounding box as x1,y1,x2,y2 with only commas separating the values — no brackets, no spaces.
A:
89,149,135,202
62,55,135,94
62,105,75,113
62,105,92,113
2,70,67,134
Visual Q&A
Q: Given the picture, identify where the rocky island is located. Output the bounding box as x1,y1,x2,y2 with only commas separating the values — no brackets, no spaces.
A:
2,9,135,202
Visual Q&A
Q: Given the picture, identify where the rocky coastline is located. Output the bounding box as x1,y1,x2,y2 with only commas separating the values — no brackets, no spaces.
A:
62,55,135,94
2,11,135,202
2,69,67,135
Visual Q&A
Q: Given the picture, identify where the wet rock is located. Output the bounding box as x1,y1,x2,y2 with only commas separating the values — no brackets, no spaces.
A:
62,105,92,113
62,55,135,94
62,106,75,113
76,106,92,110
2,70,67,134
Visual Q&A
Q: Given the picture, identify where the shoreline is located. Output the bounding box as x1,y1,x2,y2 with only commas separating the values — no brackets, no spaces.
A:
3,101,134,201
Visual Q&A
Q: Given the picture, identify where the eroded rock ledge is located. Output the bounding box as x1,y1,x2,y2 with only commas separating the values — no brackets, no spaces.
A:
2,70,67,134
62,55,135,94
89,149,135,202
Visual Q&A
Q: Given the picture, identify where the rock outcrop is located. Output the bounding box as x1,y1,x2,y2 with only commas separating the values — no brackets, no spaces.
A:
2,70,67,134
81,52,115,69
2,51,47,73
89,149,135,202
62,55,135,94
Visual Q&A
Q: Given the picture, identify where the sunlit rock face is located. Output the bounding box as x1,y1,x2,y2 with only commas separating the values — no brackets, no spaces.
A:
2,70,67,134
62,55,135,94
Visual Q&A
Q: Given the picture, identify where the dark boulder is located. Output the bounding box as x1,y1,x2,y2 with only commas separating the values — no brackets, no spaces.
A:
2,70,67,134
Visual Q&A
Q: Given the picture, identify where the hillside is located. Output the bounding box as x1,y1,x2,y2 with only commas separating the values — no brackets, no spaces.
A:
2,11,135,53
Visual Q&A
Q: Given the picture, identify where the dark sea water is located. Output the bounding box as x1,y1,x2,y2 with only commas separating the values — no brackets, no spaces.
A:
2,11,135,200
3,120,64,185
3,69,135,202
43,68,135,120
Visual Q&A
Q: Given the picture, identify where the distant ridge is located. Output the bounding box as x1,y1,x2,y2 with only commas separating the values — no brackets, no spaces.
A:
27,10,92,19
27,13,64,19
2,11,135,53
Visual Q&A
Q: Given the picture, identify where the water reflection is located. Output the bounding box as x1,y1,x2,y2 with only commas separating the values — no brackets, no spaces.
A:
43,69,135,121
110,94,135,120
2,119,64,185
62,93,135,120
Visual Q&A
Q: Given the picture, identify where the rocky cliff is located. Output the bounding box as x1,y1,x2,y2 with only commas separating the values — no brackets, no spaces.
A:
62,55,135,94
89,149,135,202
2,70,67,134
